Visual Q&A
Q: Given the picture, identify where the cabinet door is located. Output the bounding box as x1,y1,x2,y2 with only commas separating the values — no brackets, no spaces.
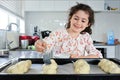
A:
24,0,54,11
69,0,85,8
24,1,40,11
106,46,115,58
39,1,54,11
24,0,105,12
115,45,120,59
0,0,23,17
86,0,105,11
54,1,69,11
69,0,104,11
95,46,116,58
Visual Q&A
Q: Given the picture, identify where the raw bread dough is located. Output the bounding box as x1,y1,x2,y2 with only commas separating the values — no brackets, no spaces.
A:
110,67,120,73
6,60,32,74
74,59,90,74
98,59,120,74
98,59,107,67
42,59,58,74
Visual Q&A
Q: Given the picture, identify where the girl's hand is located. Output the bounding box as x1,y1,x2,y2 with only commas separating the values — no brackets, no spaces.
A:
34,40,47,53
70,54,79,58
70,54,99,58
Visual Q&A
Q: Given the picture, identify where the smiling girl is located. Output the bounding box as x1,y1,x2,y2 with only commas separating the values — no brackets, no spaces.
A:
35,3,103,58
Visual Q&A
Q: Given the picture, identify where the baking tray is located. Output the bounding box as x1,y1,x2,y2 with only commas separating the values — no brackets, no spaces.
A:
0,58,120,80
0,58,11,72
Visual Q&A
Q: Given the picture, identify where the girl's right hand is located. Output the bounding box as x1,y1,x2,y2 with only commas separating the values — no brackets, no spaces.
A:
34,40,47,53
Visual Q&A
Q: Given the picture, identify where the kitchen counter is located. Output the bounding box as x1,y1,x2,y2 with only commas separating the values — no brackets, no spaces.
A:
94,43,119,46
1,43,120,58
0,50,43,72
10,48,35,51
9,51,43,59
10,44,119,51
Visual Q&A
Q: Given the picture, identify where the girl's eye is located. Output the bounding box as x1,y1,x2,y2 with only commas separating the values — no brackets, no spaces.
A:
82,20,86,23
74,18,79,20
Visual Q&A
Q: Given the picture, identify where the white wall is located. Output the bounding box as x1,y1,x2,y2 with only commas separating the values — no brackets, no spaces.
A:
92,12,120,42
25,12,68,35
25,12,120,42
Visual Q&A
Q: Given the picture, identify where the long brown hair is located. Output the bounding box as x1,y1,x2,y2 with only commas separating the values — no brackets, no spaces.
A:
66,3,94,34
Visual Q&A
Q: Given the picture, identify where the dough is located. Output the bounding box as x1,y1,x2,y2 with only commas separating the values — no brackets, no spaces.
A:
6,60,32,74
98,59,107,67
98,59,120,74
110,67,120,73
74,59,90,74
42,59,58,74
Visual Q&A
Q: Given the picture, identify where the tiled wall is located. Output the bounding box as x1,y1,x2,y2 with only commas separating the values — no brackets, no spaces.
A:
25,12,120,42
25,12,68,36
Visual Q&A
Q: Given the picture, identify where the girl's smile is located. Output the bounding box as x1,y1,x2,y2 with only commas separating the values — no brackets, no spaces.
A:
73,24,83,29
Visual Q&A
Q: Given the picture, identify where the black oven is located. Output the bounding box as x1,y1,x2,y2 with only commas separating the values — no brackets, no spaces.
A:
96,48,107,58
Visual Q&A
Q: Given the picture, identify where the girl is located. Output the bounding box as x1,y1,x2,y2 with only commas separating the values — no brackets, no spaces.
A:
35,3,103,58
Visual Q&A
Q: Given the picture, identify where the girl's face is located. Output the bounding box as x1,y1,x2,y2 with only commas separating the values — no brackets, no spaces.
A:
70,10,89,33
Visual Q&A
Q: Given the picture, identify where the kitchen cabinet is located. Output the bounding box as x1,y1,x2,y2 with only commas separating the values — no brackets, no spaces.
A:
54,1,69,11
106,46,117,58
24,0,54,11
24,1,41,11
115,45,120,60
24,0,105,12
69,0,104,11
69,0,85,9
39,1,54,11
0,0,23,17
86,0,104,11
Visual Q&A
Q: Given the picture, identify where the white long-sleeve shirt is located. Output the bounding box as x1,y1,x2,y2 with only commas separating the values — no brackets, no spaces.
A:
43,29,103,58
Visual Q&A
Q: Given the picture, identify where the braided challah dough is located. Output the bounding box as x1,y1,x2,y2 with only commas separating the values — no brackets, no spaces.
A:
42,59,58,74
74,59,90,74
6,60,32,74
98,59,120,74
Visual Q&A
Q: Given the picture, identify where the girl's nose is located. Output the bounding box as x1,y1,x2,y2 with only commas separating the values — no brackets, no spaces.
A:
77,20,82,25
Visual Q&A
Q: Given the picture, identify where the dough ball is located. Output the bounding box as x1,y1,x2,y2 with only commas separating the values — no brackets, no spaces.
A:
16,60,31,73
43,69,57,74
6,60,32,74
42,59,58,74
98,59,120,74
74,59,90,74
110,68,120,74
6,65,22,74
98,59,107,67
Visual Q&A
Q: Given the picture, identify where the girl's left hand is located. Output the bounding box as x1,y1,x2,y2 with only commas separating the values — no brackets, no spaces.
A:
70,54,99,58
70,54,79,58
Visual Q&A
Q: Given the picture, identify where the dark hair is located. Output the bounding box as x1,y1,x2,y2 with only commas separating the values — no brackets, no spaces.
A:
66,3,94,34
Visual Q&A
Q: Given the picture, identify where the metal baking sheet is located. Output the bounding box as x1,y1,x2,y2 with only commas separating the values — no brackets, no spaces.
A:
2,63,106,74
25,63,106,74
1,58,120,74
1,58,120,80
0,60,111,74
